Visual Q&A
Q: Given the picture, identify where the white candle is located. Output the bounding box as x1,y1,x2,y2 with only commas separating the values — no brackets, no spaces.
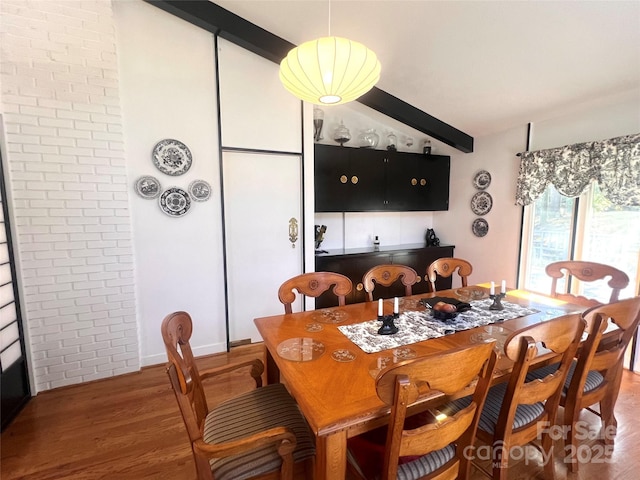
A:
501,280,506,294
394,297,399,314
378,298,383,316
490,281,495,295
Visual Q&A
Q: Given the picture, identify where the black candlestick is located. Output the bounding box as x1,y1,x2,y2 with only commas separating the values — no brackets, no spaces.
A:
378,314,399,335
489,293,505,311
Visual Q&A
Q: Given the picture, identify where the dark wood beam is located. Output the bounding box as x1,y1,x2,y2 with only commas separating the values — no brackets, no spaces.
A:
145,0,474,153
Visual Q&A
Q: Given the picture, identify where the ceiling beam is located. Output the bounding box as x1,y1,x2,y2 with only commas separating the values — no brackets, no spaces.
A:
145,0,474,153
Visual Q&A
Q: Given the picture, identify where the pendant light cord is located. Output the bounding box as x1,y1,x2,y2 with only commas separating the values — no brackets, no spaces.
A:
327,0,331,37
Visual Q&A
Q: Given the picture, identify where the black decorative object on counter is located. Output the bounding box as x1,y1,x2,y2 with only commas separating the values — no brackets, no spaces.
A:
314,225,327,252
425,228,440,247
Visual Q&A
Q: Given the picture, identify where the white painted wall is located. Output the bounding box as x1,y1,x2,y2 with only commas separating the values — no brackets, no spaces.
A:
433,126,528,288
114,1,226,366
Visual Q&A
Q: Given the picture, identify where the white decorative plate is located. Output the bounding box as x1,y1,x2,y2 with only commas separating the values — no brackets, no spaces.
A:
473,170,491,190
152,139,192,176
472,218,489,237
159,187,191,217
188,179,211,202
134,175,161,199
470,191,493,215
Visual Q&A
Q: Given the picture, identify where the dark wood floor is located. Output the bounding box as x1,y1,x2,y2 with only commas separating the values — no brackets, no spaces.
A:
2,344,639,479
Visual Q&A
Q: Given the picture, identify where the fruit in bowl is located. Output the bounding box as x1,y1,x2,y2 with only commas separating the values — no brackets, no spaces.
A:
433,302,457,313
432,301,458,320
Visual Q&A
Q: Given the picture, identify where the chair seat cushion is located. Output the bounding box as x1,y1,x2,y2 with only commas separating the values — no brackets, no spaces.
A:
526,361,605,394
464,382,545,435
348,428,455,480
203,383,315,480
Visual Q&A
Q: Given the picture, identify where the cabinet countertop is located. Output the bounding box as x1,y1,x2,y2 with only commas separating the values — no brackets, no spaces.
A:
315,243,454,257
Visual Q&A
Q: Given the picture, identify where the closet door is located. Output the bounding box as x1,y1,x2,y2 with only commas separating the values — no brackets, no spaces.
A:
222,152,302,343
217,38,304,344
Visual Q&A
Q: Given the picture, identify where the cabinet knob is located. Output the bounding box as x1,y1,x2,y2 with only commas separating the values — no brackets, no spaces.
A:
356,282,363,291
351,176,359,184
416,276,422,283
420,178,427,186
411,178,417,186
340,175,348,184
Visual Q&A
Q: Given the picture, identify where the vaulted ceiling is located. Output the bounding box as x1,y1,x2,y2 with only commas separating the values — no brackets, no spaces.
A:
213,0,640,139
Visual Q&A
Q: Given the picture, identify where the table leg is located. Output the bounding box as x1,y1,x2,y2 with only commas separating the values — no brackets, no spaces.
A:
315,430,347,480
265,348,280,384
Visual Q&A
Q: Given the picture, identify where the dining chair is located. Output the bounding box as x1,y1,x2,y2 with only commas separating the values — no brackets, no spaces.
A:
161,311,315,480
347,342,498,480
426,257,473,292
278,271,352,314
472,313,585,480
527,296,640,472
545,260,629,307
362,264,418,301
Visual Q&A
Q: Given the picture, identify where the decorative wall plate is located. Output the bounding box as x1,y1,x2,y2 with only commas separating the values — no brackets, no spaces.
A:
159,187,191,217
188,179,211,202
152,139,192,176
134,175,161,199
472,218,489,237
473,170,491,190
470,191,493,215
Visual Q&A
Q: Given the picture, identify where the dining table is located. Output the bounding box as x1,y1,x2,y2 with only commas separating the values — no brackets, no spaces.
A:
253,284,586,480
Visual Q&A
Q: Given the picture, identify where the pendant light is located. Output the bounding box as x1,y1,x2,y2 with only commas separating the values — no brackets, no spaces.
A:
279,2,381,105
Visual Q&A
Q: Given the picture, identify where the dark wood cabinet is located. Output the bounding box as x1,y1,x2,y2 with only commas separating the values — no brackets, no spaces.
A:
314,244,455,308
314,144,450,212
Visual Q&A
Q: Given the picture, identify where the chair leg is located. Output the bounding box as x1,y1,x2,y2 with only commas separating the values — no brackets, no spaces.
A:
491,443,509,480
563,406,581,473
599,397,618,447
541,433,557,480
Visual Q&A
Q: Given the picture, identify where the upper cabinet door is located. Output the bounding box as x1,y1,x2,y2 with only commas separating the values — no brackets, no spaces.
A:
386,153,450,211
314,145,385,212
217,38,302,153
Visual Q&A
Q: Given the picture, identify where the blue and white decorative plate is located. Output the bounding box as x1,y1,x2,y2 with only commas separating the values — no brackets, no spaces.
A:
472,218,489,237
473,170,491,190
152,139,192,176
134,175,161,199
188,179,211,202
159,187,191,217
471,191,493,216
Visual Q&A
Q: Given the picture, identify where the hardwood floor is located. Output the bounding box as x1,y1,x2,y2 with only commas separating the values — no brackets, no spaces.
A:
2,344,639,479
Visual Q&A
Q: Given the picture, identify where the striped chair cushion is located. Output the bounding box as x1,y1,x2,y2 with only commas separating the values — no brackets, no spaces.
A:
396,444,456,480
478,382,545,434
526,361,605,394
203,383,315,480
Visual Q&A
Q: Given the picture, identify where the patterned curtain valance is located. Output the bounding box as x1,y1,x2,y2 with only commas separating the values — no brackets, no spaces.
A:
515,133,640,206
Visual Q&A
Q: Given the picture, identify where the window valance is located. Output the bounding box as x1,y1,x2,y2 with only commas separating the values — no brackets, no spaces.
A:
515,133,640,206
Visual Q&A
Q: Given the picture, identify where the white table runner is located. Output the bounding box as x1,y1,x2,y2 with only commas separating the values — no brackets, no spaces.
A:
337,299,540,354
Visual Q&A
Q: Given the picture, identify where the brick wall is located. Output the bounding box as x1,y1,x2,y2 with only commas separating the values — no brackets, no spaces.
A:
1,0,139,391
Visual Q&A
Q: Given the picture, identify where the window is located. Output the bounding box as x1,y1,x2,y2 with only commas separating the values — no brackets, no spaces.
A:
520,183,640,303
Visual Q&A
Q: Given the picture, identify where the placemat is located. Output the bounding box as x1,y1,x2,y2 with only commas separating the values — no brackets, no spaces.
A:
337,299,539,354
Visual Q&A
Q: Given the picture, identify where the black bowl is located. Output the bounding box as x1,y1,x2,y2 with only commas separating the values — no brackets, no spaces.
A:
431,309,458,320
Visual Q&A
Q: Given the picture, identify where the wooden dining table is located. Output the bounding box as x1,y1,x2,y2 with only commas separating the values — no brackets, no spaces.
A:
253,285,585,480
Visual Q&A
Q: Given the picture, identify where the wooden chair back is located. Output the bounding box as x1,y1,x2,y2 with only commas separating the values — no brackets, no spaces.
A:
426,257,473,292
161,312,266,480
278,272,352,314
374,342,497,480
546,260,629,307
362,264,418,301
560,296,640,471
478,313,584,479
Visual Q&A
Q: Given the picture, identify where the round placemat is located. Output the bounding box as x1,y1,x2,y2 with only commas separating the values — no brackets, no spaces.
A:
276,338,325,362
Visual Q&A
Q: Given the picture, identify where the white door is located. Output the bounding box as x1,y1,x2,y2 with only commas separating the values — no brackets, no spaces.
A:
223,151,303,343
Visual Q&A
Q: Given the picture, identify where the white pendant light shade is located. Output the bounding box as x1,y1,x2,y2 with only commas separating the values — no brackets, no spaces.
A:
279,36,381,105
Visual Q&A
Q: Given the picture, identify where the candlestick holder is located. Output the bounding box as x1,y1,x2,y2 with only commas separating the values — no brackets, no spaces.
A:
377,314,399,335
489,293,505,311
